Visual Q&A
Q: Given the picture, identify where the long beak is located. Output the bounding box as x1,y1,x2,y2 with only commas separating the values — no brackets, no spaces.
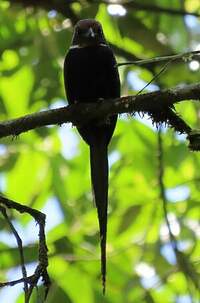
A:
85,27,95,39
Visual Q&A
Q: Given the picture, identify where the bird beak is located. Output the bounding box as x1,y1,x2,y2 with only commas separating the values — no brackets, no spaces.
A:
84,27,96,39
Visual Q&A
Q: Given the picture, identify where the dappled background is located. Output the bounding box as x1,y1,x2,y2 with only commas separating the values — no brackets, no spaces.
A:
0,1,200,302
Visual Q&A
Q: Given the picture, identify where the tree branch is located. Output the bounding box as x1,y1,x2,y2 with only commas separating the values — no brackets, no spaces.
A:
99,0,200,17
0,83,199,139
9,0,78,24
8,0,200,18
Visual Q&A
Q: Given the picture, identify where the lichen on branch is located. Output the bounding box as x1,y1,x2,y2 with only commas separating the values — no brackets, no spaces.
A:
0,82,199,141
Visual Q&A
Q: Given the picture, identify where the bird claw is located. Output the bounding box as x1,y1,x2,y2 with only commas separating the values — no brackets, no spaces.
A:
96,99,112,125
97,98,104,103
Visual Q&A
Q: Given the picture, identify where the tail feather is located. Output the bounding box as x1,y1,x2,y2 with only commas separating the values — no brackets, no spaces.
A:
90,143,108,294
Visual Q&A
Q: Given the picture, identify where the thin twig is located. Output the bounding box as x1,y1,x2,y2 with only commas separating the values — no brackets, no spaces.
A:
117,50,200,67
0,275,36,287
135,59,174,96
0,195,50,302
0,206,28,300
157,129,200,293
157,128,178,247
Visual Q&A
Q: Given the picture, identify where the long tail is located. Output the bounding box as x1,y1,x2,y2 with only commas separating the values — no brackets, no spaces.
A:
90,142,108,295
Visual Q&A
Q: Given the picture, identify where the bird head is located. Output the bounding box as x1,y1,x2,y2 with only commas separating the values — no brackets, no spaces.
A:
71,19,107,47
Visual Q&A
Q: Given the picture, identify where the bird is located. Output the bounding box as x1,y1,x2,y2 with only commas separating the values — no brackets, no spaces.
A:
63,19,120,294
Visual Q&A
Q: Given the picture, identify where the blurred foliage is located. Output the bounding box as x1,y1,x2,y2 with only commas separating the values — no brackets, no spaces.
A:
0,0,200,302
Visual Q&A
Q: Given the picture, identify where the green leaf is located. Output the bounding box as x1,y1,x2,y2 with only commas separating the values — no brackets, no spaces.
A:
0,66,34,116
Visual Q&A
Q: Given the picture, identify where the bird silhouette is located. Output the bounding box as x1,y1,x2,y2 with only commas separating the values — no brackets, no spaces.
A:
64,19,120,294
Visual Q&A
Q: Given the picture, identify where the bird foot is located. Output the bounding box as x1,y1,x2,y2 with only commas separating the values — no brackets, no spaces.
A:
97,98,104,103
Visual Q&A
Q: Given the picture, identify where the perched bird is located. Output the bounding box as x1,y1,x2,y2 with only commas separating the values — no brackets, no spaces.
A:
64,19,120,293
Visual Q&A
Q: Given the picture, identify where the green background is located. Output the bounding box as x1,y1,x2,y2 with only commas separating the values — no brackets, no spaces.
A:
0,0,200,302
